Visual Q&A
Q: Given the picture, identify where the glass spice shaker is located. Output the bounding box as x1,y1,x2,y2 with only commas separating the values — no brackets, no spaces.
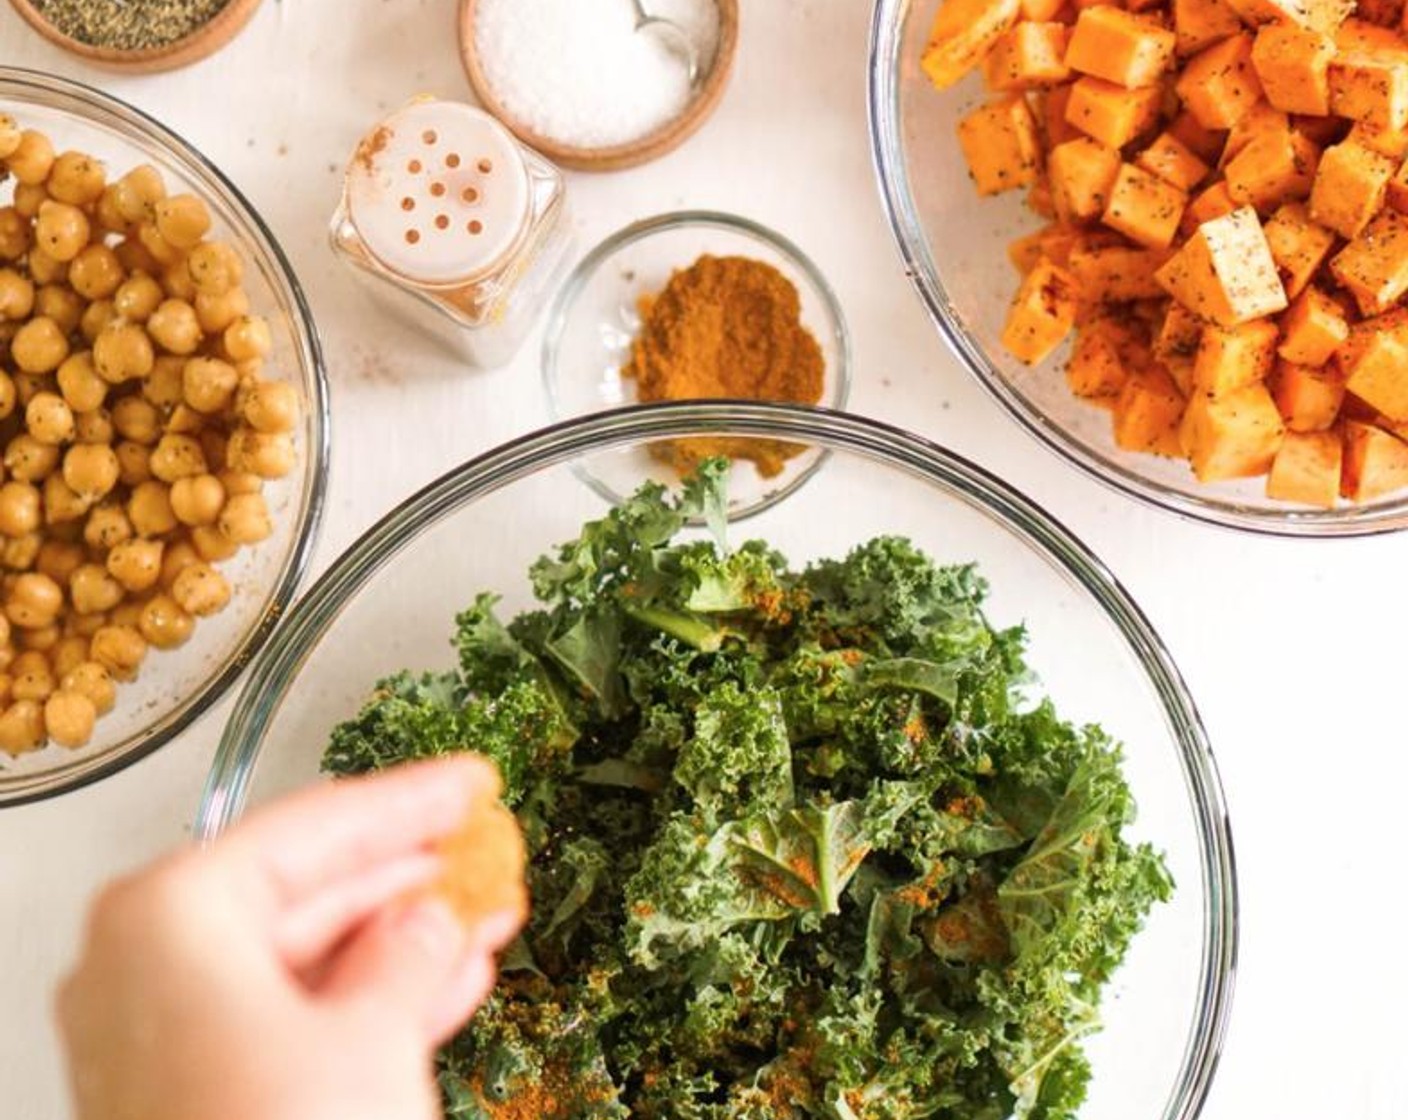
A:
330,97,571,369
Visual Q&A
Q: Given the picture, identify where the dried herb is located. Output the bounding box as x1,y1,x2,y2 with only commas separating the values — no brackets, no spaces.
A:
30,0,234,51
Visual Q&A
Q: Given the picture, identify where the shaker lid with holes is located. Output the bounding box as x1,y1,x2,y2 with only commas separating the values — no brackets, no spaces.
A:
344,99,530,286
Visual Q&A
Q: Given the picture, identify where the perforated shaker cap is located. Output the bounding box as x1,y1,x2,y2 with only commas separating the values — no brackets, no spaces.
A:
345,100,531,286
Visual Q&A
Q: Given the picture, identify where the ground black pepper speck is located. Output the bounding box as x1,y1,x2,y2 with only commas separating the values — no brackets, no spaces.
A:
31,0,233,50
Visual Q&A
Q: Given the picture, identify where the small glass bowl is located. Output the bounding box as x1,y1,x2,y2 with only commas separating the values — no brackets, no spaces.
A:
542,211,851,520
0,68,329,806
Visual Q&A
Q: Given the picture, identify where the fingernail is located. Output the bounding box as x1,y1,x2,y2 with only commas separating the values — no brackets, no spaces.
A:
399,897,466,960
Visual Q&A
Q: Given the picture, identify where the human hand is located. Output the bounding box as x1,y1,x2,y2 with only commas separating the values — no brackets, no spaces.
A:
56,757,522,1120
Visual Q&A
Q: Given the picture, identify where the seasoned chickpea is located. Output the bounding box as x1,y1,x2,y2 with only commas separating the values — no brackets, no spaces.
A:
0,268,35,321
146,299,201,355
113,272,163,322
115,441,152,486
34,200,90,262
11,316,69,374
110,600,144,629
0,699,46,754
110,164,165,225
68,244,125,301
0,673,12,708
4,436,59,485
90,625,146,682
26,392,75,445
37,539,84,587
0,207,31,260
138,594,194,650
26,247,68,286
161,259,197,302
66,611,107,639
47,151,106,206
218,491,271,545
142,354,186,408
172,561,230,616
1,532,40,571
35,286,82,335
218,469,262,497
93,186,128,235
127,480,177,537
59,349,110,413
44,689,95,748
0,373,15,420
43,475,92,525
240,380,299,434
62,661,115,715
14,373,51,410
0,114,18,158
154,194,211,250
19,623,60,652
112,396,162,443
49,636,88,681
227,429,295,479
159,538,200,588
69,564,123,615
114,236,160,275
6,572,63,628
0,482,40,537
169,473,225,527
63,444,120,500
149,434,207,482
191,524,238,562
136,222,180,267
167,404,205,435
11,653,54,702
186,241,243,296
83,504,133,550
13,182,48,220
106,538,163,592
94,322,155,383
79,300,117,344
73,409,115,446
7,130,55,185
183,356,239,414
223,315,273,362
194,285,249,334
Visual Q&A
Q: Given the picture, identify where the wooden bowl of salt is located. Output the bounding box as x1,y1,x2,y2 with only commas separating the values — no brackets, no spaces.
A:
457,0,739,172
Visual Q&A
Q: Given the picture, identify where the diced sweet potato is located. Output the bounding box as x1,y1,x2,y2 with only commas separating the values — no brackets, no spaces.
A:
1341,419,1408,498
1227,0,1352,31
1192,319,1280,396
1179,179,1238,235
1155,299,1204,389
1066,6,1177,88
1338,308,1408,418
1270,358,1348,428
1224,129,1320,211
1001,259,1079,363
1022,0,1068,18
1038,84,1084,147
922,0,1024,89
1135,131,1212,190
1065,76,1164,147
957,96,1043,196
1069,243,1175,300
1173,0,1244,56
1008,228,1050,273
1357,0,1405,26
1388,158,1408,212
1176,35,1265,131
1347,120,1408,157
1047,137,1122,219
1277,285,1350,364
1328,51,1408,131
984,23,1074,89
1336,16,1408,54
1040,223,1124,266
1266,429,1342,505
1262,202,1338,298
1103,162,1189,247
1169,109,1229,162
1251,25,1336,116
1308,138,1397,238
1218,103,1290,168
1067,316,1138,398
1179,381,1286,479
1156,206,1289,325
1295,113,1351,146
1114,366,1187,454
1329,208,1408,314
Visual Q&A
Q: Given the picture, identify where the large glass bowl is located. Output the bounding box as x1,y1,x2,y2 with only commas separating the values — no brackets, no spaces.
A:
196,403,1235,1120
869,0,1408,536
0,69,329,805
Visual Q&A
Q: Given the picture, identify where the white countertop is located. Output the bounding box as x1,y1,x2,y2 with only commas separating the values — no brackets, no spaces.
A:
1,1,1403,1117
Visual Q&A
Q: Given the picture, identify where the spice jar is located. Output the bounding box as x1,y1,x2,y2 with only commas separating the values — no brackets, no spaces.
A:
330,97,571,369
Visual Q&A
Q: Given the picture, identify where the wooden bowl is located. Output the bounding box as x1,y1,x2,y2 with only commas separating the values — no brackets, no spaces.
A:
458,0,738,172
6,0,264,73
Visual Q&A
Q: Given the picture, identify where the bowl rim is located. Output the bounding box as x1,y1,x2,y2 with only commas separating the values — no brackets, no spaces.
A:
194,401,1236,1119
0,66,330,806
867,0,1408,538
541,209,853,519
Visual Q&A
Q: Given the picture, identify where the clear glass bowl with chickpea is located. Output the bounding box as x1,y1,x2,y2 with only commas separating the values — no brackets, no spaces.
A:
0,69,328,805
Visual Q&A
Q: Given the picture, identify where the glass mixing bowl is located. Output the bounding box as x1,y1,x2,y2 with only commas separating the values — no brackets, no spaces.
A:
0,68,329,805
197,403,1235,1120
869,0,1408,536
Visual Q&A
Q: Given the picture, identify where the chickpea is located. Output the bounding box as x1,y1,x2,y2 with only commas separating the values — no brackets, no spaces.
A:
191,525,238,562
90,625,146,682
44,690,95,748
47,151,106,206
79,300,117,344
0,699,46,754
1,533,40,571
26,392,75,445
183,356,239,414
94,322,155,383
218,469,262,497
6,572,62,628
35,286,82,335
0,482,41,537
68,244,125,301
240,380,299,434
161,258,197,302
0,269,35,321
115,441,152,486
149,434,207,482
106,538,163,592
74,409,115,446
166,473,224,528
0,673,12,708
36,539,84,587
14,373,50,411
34,200,90,262
57,353,107,413
224,315,273,362
114,236,161,276
7,130,55,185
26,247,68,286
154,194,211,250
127,480,177,537
70,564,124,615
83,504,133,551
142,354,186,408
12,655,54,702
19,623,60,652
167,404,205,436
65,611,107,639
43,475,92,525
218,491,272,545
13,182,48,220
139,594,194,650
186,241,243,296
0,373,15,420
5,436,59,484
11,316,69,374
172,561,230,617
62,661,115,715
113,272,163,322
110,600,145,629
0,114,18,158
159,538,200,588
93,185,129,235
136,222,180,267
112,396,162,444
110,164,165,225
194,285,249,333
62,444,120,501
0,207,31,260
227,429,295,479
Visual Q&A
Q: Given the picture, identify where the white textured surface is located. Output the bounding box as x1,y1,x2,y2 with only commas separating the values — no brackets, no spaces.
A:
0,2,1404,1118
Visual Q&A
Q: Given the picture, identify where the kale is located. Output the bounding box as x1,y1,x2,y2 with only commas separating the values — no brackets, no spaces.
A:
323,463,1171,1120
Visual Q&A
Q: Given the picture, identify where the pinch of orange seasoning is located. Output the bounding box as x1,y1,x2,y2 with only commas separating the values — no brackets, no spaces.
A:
432,759,529,930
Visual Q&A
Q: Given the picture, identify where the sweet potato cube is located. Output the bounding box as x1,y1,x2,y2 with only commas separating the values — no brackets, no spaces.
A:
1262,202,1337,298
1358,0,1405,25
1046,137,1122,220
1039,223,1123,266
1065,6,1177,88
1156,207,1289,325
1001,259,1079,363
1308,139,1397,238
1114,366,1187,455
1174,0,1244,56
1154,299,1205,389
1330,208,1408,313
1225,129,1320,212
1341,419,1408,498
1169,109,1229,163
1338,308,1408,417
1065,76,1164,148
1179,382,1286,479
1103,163,1189,247
1192,319,1280,396
1277,286,1350,364
1009,229,1051,274
985,23,1074,89
1266,430,1342,504
1179,179,1238,236
1068,244,1174,300
1270,358,1348,428
1387,158,1408,213
1067,316,1137,398
1251,25,1336,115
1329,52,1408,131
1038,84,1083,147
1176,35,1265,131
1218,103,1290,168
957,96,1043,196
1347,121,1408,158
1227,0,1352,30
1336,17,1408,54
1295,113,1350,146
1135,132,1212,191
1022,0,1067,18
922,0,1023,89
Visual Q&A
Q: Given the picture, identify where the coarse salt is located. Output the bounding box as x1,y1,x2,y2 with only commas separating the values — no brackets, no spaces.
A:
474,0,720,149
